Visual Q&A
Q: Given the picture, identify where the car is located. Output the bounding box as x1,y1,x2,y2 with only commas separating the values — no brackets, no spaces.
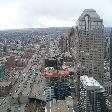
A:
15,90,17,93
9,92,12,95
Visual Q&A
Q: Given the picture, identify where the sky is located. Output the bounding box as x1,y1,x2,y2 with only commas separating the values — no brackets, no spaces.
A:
0,0,112,29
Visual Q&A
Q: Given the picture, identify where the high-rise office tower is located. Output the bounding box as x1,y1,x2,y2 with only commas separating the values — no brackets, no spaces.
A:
110,29,112,81
79,75,107,112
74,9,104,82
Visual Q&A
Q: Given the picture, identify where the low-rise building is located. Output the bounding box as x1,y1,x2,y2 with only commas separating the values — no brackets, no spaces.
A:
0,81,12,97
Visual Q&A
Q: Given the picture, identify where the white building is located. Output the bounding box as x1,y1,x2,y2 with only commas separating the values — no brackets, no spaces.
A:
44,87,54,101
79,75,107,112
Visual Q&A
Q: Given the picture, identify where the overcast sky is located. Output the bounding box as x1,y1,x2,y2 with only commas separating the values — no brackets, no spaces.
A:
0,0,112,29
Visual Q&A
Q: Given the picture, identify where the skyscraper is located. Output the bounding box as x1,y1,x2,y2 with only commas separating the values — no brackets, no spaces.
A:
110,29,112,81
79,75,107,112
74,9,104,82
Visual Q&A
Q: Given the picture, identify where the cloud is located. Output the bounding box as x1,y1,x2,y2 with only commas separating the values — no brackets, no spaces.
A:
0,0,112,29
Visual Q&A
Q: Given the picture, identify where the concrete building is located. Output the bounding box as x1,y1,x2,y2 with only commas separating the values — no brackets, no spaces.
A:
68,27,75,53
73,9,104,82
46,100,69,112
104,81,112,96
44,86,54,101
110,30,112,81
5,55,15,70
104,37,110,61
106,96,112,112
0,81,12,97
59,36,67,53
79,75,107,112
59,27,75,54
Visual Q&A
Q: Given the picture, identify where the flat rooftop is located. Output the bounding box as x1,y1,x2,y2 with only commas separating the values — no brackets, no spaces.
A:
80,75,105,92
44,67,69,78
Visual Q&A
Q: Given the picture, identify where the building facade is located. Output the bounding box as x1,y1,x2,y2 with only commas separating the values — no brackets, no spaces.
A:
79,75,107,112
59,28,75,54
104,37,110,61
0,81,12,97
110,30,112,81
74,9,104,82
44,86,54,101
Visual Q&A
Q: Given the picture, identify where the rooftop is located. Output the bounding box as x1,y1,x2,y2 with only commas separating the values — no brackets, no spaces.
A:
80,75,105,91
78,9,102,21
44,67,69,78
